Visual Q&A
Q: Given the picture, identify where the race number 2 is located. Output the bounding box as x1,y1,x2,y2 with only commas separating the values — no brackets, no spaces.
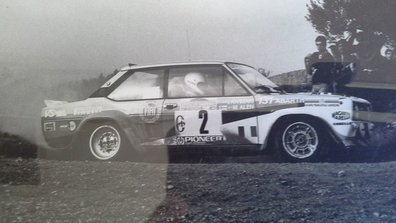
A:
174,110,222,136
199,110,209,134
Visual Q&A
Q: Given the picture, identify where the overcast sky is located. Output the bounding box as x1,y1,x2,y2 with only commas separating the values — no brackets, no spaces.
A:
0,0,318,77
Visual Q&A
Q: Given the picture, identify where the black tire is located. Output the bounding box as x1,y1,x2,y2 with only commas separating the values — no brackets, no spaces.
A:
274,118,328,162
74,122,130,161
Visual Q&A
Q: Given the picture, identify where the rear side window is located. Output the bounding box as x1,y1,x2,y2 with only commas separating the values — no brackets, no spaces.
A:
108,69,164,100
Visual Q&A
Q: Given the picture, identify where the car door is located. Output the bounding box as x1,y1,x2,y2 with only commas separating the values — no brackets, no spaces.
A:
162,65,258,146
107,68,166,144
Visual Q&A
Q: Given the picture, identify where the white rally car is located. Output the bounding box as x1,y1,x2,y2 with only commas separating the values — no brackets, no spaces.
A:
41,62,373,162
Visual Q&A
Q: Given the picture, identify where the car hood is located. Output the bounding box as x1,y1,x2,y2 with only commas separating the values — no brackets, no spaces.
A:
294,93,370,104
255,92,370,106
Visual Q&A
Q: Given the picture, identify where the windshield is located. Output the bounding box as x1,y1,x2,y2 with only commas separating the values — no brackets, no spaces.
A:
226,63,280,93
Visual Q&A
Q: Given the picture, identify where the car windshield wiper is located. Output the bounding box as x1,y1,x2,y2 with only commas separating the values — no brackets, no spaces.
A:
253,85,285,94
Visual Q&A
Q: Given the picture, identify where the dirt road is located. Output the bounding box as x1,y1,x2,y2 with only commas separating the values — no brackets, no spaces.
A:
2,157,396,223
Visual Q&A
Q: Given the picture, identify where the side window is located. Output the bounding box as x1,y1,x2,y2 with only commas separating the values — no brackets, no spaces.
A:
168,66,223,98
108,69,164,100
224,70,250,96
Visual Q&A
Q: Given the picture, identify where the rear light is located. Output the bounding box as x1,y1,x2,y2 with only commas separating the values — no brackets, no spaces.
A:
43,122,56,132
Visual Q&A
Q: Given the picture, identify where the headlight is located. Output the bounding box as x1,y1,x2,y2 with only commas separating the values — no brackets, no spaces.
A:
353,102,371,112
352,102,371,121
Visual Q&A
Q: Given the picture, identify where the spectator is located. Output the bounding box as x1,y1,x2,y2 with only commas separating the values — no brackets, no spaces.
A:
352,31,383,75
304,53,312,73
308,35,335,94
328,41,340,58
385,49,394,61
382,49,396,76
333,39,357,94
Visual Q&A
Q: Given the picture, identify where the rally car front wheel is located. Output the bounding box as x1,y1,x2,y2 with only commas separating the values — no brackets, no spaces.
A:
275,119,328,162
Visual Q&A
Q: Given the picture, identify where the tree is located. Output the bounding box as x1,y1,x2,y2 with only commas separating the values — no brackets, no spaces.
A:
306,0,396,46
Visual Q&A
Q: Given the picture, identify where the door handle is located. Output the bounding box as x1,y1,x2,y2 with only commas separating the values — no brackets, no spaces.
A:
164,103,178,110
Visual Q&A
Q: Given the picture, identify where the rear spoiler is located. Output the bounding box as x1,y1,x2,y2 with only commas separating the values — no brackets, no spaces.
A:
44,100,68,107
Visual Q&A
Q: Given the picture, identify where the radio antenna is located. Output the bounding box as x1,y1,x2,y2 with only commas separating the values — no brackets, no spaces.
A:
186,29,191,61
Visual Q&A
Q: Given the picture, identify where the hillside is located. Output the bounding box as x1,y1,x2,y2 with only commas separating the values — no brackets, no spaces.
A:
269,69,311,92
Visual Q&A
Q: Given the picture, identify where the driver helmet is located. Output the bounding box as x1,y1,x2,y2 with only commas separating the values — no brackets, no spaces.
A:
184,72,206,95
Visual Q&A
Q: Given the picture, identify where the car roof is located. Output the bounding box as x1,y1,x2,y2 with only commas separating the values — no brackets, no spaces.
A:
119,61,248,71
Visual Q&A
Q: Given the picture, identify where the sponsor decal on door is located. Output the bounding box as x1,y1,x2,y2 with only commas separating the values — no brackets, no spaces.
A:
174,110,225,145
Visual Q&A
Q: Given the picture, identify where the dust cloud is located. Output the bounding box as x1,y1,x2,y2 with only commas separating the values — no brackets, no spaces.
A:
0,67,103,147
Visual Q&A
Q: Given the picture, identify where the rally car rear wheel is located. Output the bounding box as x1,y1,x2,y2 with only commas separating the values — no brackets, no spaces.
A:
88,124,125,161
275,119,326,162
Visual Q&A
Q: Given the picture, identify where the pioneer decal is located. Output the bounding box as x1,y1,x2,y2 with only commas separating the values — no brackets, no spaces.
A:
176,135,226,145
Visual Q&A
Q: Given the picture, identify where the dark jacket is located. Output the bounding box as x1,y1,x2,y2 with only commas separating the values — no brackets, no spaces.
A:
309,51,334,84
333,54,357,85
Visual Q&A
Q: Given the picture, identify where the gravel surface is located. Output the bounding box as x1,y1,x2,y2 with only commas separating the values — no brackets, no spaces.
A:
2,157,396,223
2,128,396,222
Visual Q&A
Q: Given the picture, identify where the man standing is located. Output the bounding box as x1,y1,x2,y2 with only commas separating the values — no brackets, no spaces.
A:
384,49,394,61
384,49,396,69
308,35,334,93
382,49,396,78
333,39,357,94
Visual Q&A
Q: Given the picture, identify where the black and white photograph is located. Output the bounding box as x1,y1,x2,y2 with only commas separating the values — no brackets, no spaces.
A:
1,0,396,222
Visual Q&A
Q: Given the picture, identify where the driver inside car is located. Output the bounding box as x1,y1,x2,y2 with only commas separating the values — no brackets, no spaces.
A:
184,72,206,96
168,72,207,97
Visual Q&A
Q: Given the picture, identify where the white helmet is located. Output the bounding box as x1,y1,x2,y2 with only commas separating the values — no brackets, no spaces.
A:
184,72,205,95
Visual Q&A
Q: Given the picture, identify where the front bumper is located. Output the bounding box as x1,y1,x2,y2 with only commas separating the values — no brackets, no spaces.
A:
336,121,375,149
